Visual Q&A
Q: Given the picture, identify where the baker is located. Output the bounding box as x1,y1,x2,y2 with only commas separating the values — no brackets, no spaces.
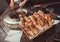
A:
7,0,27,9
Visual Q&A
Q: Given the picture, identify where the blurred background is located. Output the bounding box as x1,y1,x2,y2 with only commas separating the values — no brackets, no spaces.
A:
0,0,60,42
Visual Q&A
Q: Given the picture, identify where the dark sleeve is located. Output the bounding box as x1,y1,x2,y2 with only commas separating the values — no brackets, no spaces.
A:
6,0,10,4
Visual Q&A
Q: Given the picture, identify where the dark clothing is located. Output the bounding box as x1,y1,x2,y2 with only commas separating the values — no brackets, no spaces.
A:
0,0,8,15
6,0,10,4
25,0,60,7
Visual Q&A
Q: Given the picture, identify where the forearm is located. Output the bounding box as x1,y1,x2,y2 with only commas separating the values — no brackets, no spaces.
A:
22,0,27,4
10,0,14,3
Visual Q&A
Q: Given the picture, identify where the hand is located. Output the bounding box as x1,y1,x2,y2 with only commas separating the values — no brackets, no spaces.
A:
9,2,15,9
19,2,25,7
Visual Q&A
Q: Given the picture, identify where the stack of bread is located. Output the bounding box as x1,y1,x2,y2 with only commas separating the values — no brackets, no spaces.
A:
19,10,53,39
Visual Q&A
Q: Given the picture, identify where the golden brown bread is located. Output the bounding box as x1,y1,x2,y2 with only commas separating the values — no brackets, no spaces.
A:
19,10,53,37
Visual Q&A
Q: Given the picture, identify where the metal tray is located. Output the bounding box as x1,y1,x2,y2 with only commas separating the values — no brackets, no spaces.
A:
19,19,60,40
